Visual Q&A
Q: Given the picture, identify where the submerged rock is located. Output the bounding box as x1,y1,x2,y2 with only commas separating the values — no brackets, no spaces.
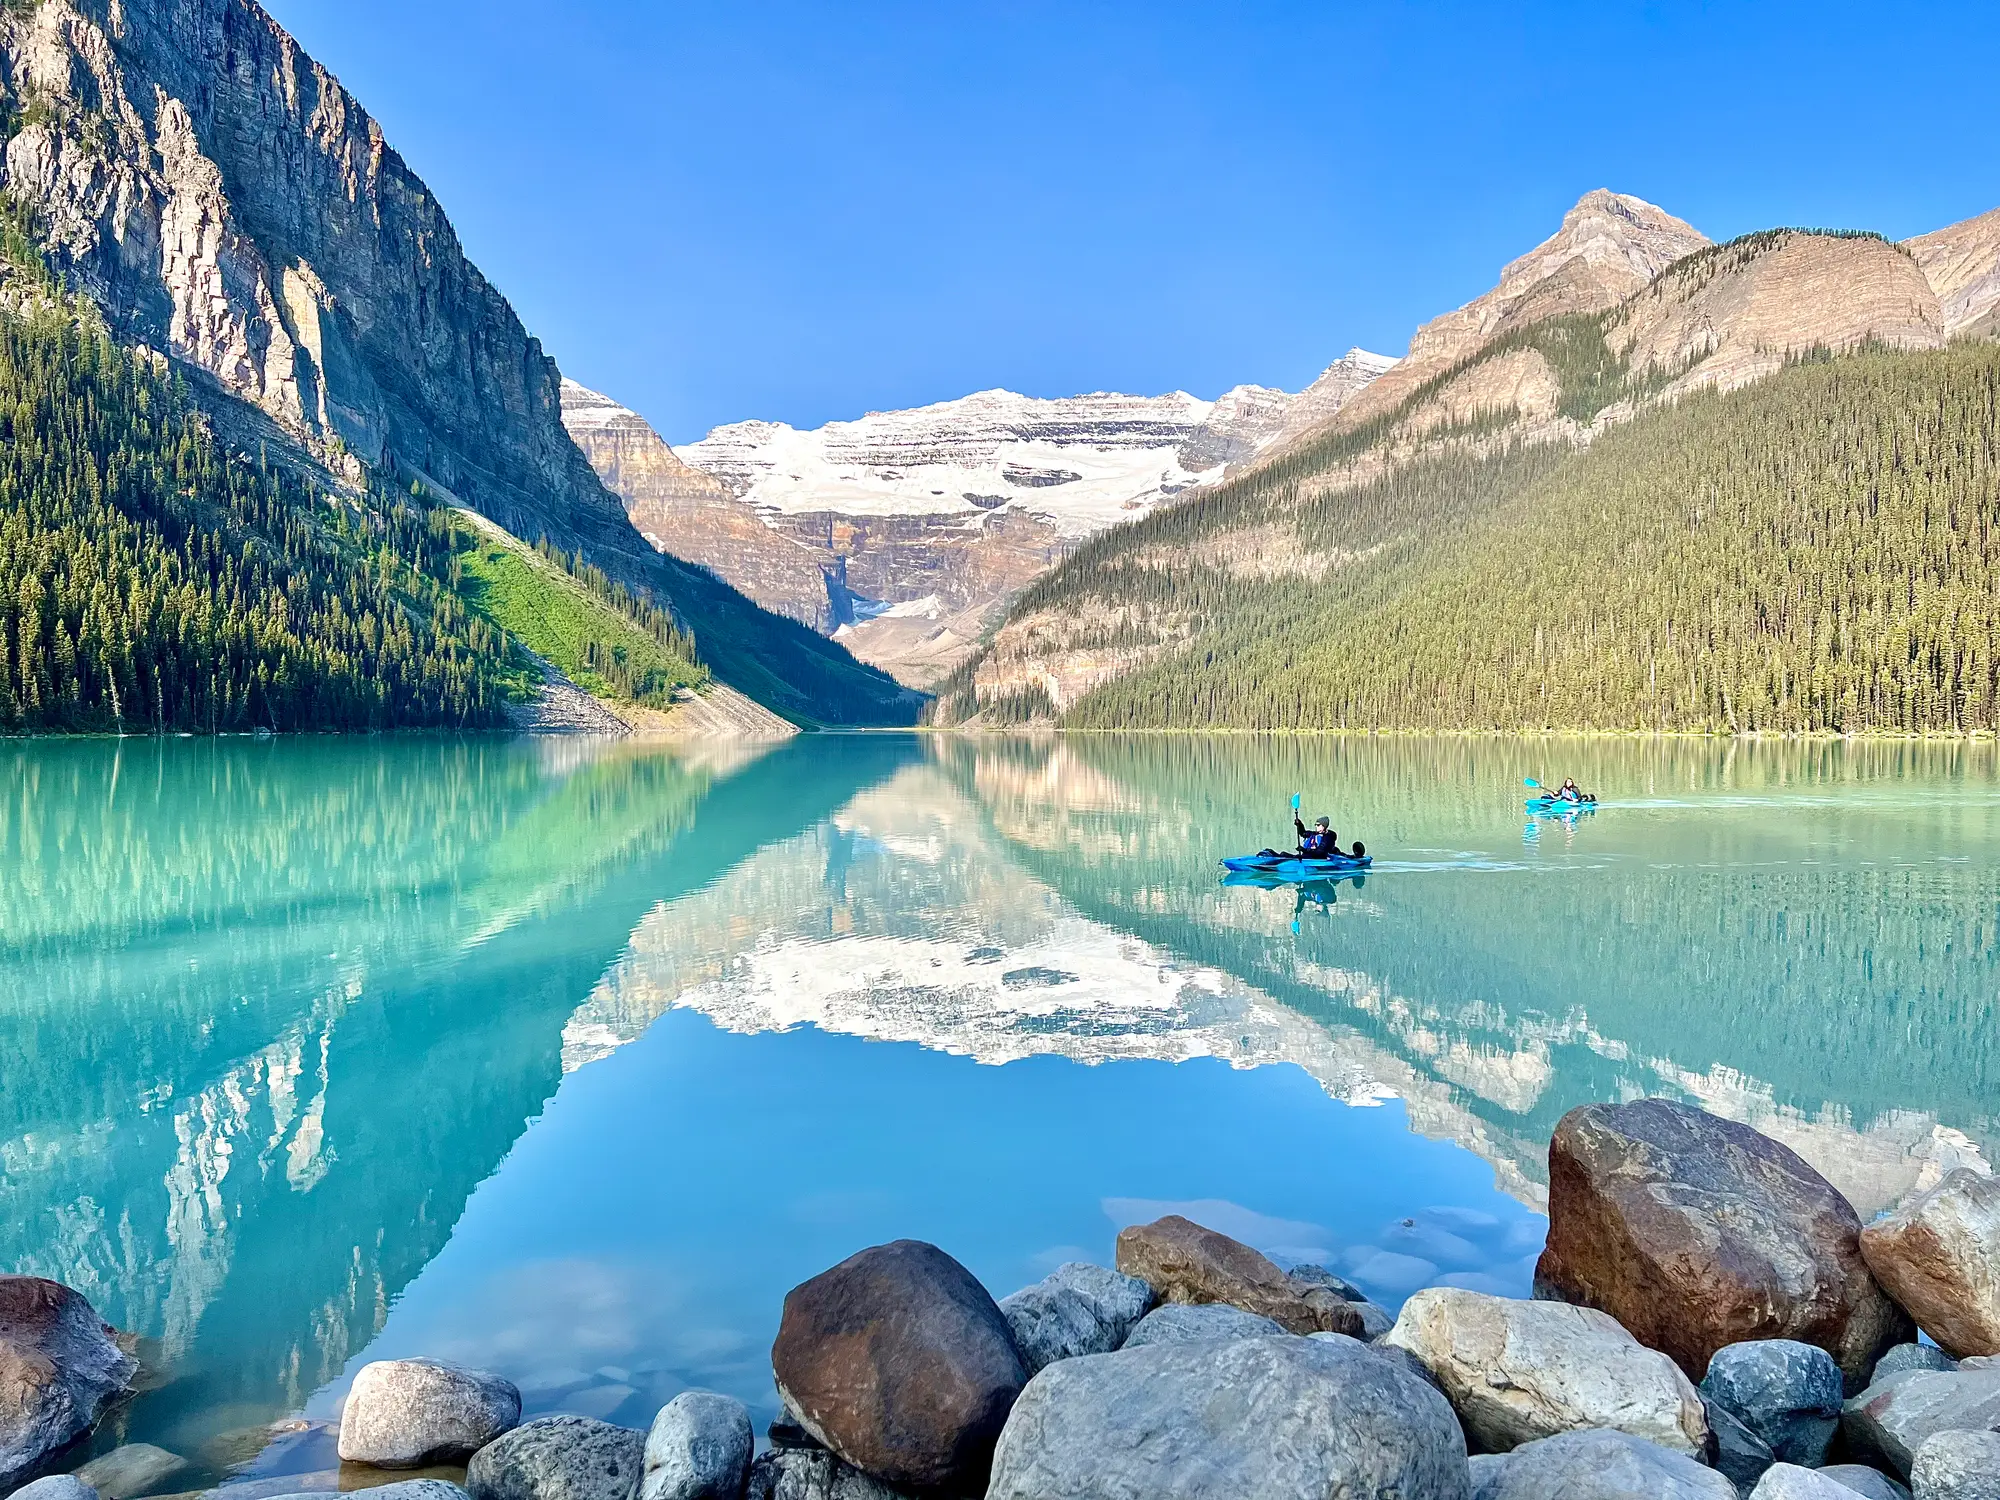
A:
640,1393,752,1500
1382,1286,1708,1454
71,1444,187,1500
339,1359,521,1467
1113,1216,1364,1337
1121,1302,1287,1348
1702,1339,1846,1466
998,1263,1153,1374
1841,1365,2000,1478
1861,1170,2000,1360
1288,1264,1368,1301
986,1334,1469,1500
771,1240,1024,1494
0,1277,137,1493
1909,1429,2000,1499
1535,1100,1912,1388
464,1416,643,1500
1478,1429,1733,1500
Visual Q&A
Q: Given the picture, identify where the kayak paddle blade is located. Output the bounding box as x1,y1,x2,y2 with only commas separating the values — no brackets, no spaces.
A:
1523,777,1541,789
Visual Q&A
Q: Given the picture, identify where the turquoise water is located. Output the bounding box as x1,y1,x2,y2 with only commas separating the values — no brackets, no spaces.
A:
3,734,1997,1485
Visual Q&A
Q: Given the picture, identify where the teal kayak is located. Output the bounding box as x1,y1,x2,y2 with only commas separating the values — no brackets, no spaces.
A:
1526,795,1597,814
1222,853,1373,880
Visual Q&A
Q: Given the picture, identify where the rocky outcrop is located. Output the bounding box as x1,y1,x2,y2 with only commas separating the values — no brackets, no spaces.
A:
465,1417,644,1500
0,1277,136,1492
1535,1100,1913,1386
337,1358,521,1468
1907,206,2000,338
770,1240,1025,1494
1113,1214,1364,1336
1859,1169,2000,1358
985,1335,1471,1500
1263,349,1400,452
1382,1286,1709,1454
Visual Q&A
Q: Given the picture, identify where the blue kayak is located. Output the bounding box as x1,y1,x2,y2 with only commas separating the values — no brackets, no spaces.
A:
1526,795,1597,814
1222,852,1373,880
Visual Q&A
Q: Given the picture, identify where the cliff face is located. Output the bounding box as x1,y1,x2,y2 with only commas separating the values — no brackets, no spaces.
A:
1907,206,2000,338
0,0,634,552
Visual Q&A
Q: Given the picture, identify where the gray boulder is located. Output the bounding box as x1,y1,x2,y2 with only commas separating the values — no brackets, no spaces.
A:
1753,1468,1879,1499
1467,1454,1508,1500
1819,1467,1911,1500
70,1445,186,1500
0,1278,137,1492
741,1450,909,1500
1288,1264,1368,1301
252,1486,464,1500
1843,1366,2000,1478
1354,1301,1396,1340
6,1479,98,1500
465,1416,644,1500
1704,1395,1777,1491
1120,1302,1286,1348
339,1359,521,1467
998,1263,1153,1374
986,1334,1470,1499
640,1394,752,1500
1704,1340,1846,1465
1481,1429,1733,1499
1876,1347,1961,1383
1911,1430,2000,1499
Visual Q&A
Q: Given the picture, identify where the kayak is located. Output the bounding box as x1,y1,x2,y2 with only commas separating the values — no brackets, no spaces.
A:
1222,852,1373,880
1525,795,1597,814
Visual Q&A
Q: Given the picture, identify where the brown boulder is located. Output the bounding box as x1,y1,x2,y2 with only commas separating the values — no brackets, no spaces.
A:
0,1277,138,1491
1112,1215,1364,1337
1534,1100,1911,1388
1859,1168,2000,1359
770,1240,1024,1496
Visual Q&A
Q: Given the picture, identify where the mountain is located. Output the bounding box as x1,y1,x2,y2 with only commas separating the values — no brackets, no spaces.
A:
934,191,2000,731
0,0,913,730
566,369,1393,687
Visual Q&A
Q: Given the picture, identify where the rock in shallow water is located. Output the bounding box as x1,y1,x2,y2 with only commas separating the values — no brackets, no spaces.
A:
771,1240,1024,1494
70,1444,186,1500
1910,1429,2000,1499
1113,1216,1363,1337
985,1334,1469,1500
1703,1339,1846,1466
1382,1286,1709,1454
1121,1302,1286,1348
1861,1170,2000,1360
465,1416,643,1500
1479,1429,1732,1500
641,1393,751,1500
339,1359,521,1468
1534,1100,1912,1389
0,1277,137,1493
998,1263,1153,1374
1842,1366,2000,1478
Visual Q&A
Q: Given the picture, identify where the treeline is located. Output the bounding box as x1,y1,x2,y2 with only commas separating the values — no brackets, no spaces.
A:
1064,341,2000,733
0,310,516,733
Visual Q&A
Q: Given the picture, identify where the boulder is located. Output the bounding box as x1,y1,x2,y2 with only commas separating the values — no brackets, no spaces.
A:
1860,1172,2000,1360
1467,1453,1508,1500
997,1264,1153,1374
1113,1216,1365,1337
770,1240,1024,1494
1704,1396,1778,1491
1535,1101,1912,1388
338,1359,521,1467
6,1479,97,1500
1910,1430,2000,1499
327,1486,467,1500
1753,1468,1879,1499
742,1450,910,1500
464,1416,644,1500
1381,1286,1708,1454
1354,1302,1396,1341
1702,1339,1846,1465
1819,1467,1911,1500
70,1445,186,1500
1842,1366,2000,1478
1120,1302,1286,1348
251,1485,465,1500
986,1334,1470,1499
1876,1346,1961,1383
1479,1429,1734,1500
640,1394,752,1500
0,1278,137,1492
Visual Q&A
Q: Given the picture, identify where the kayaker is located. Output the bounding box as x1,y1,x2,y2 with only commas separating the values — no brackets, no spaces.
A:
1555,778,1584,803
1296,814,1340,858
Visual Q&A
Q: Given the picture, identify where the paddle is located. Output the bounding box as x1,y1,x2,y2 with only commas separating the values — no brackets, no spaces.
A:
1523,777,1542,789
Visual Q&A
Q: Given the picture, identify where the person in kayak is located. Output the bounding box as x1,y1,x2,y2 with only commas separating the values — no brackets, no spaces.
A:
1296,814,1340,858
1555,778,1584,803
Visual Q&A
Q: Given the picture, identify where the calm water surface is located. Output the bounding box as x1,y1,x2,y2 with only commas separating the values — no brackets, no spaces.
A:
3,734,1997,1484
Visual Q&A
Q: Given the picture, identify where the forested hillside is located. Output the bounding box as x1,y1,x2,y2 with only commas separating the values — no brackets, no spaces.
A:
938,339,2000,734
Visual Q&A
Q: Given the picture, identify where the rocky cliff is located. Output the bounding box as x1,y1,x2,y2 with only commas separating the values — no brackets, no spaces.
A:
1907,205,2000,339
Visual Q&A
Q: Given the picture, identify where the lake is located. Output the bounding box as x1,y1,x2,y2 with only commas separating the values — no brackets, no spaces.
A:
3,733,1996,1488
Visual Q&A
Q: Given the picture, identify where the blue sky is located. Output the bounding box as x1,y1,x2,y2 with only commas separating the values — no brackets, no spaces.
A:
263,0,2000,445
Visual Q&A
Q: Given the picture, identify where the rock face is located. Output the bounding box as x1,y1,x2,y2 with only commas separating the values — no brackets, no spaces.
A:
1473,1428,1733,1500
338,1359,521,1467
1120,1302,1288,1348
1911,1429,2000,1499
640,1393,752,1500
1843,1366,2000,1479
1382,1286,1709,1454
1113,1214,1365,1336
1860,1170,2000,1359
997,1263,1154,1374
1702,1339,1846,1466
464,1416,644,1500
986,1334,1471,1500
0,1277,136,1492
1907,206,2000,338
1535,1100,1913,1386
770,1240,1025,1494
1264,349,1402,452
